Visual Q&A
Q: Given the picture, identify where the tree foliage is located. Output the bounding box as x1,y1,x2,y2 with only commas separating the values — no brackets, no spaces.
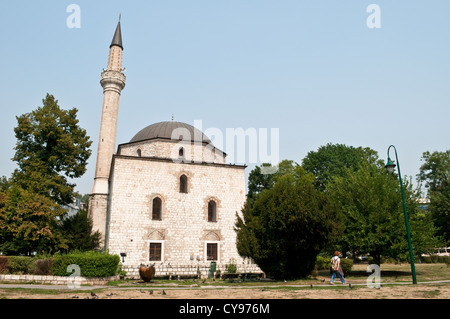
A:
236,163,339,279
247,160,304,201
61,207,101,252
0,94,93,255
0,185,68,255
302,143,382,190
328,163,441,264
11,93,92,205
418,150,450,244
418,150,450,193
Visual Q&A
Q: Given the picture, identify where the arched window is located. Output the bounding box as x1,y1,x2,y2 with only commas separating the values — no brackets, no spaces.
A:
208,200,217,222
180,175,188,193
179,147,184,157
137,149,142,157
152,197,162,220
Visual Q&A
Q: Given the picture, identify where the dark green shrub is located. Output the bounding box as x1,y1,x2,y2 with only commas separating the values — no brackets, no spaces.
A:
8,256,35,274
315,256,353,274
422,255,450,264
225,259,237,274
51,251,120,278
443,256,450,265
340,258,353,274
315,256,330,270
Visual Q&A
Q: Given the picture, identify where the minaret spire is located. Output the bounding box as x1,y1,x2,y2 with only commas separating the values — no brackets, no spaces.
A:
89,19,127,240
110,17,123,50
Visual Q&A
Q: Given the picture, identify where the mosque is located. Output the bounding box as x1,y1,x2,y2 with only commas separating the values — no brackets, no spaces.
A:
88,20,261,277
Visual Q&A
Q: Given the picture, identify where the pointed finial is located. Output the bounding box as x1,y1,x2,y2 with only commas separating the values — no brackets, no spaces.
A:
119,13,121,22
110,17,123,50
172,113,174,121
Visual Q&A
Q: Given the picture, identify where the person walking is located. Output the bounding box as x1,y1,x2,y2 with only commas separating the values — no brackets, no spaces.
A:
330,251,346,285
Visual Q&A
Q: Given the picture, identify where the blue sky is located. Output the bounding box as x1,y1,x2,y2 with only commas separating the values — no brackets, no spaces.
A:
1,1,449,196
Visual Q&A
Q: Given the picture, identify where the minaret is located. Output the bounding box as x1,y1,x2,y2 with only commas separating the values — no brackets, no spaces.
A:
89,19,126,240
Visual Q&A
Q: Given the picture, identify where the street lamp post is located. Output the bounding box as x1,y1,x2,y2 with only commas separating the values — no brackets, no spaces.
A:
385,145,417,284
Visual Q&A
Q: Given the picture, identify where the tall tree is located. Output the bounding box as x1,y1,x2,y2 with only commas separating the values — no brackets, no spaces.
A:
0,185,68,255
328,163,441,264
418,150,450,244
12,93,92,205
61,208,101,252
302,143,382,190
0,94,92,255
247,160,302,201
417,150,450,193
427,183,450,245
236,166,339,279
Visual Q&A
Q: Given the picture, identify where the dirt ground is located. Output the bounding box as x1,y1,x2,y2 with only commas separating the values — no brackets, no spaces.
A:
1,263,449,300
1,283,449,299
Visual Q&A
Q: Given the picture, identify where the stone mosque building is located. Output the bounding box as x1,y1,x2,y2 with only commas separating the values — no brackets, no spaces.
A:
88,20,261,277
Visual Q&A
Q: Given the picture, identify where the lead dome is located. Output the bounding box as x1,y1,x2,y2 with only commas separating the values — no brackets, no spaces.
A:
130,121,212,144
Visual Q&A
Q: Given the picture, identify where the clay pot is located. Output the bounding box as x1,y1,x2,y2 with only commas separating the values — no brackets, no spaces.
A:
139,265,156,282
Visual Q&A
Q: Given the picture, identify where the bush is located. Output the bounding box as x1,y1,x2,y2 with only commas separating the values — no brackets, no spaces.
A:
34,259,53,275
225,259,237,274
236,169,339,280
0,256,9,274
340,259,353,274
315,256,330,270
315,256,353,274
8,256,35,274
421,255,450,264
51,251,120,278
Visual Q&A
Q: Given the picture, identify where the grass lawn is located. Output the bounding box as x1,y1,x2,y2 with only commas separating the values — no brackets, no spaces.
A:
344,262,450,284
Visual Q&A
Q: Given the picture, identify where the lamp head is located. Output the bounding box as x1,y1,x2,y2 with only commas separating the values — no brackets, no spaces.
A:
385,157,396,173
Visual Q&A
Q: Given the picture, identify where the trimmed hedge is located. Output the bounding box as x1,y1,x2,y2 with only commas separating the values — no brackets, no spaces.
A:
0,256,50,275
51,251,120,278
315,256,353,274
421,255,450,264
0,252,120,277
8,256,35,274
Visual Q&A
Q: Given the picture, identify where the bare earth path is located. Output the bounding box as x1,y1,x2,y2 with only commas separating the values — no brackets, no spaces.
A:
1,281,449,299
1,263,449,299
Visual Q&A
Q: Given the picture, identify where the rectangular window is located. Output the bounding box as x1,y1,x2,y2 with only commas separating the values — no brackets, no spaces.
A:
206,243,218,261
149,243,162,261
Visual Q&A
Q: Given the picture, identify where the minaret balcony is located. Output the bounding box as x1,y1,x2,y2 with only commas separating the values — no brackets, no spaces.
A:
100,70,126,91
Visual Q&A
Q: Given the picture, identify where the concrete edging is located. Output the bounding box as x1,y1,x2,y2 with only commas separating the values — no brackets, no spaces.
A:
0,274,119,286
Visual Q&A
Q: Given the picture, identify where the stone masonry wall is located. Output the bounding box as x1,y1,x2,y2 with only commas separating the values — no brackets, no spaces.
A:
105,149,260,273
123,262,263,279
118,139,226,164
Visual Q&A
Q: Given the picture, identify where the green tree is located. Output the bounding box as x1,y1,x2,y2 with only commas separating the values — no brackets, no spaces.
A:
427,184,450,245
418,150,450,244
328,163,440,265
417,150,450,193
0,185,68,255
247,160,302,201
235,166,339,279
0,94,92,255
61,209,101,252
302,143,382,190
11,93,92,205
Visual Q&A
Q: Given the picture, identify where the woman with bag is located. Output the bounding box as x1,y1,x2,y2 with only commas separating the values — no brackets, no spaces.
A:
330,251,346,285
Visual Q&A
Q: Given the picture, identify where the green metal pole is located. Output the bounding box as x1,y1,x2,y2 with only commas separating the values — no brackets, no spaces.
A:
388,145,417,284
